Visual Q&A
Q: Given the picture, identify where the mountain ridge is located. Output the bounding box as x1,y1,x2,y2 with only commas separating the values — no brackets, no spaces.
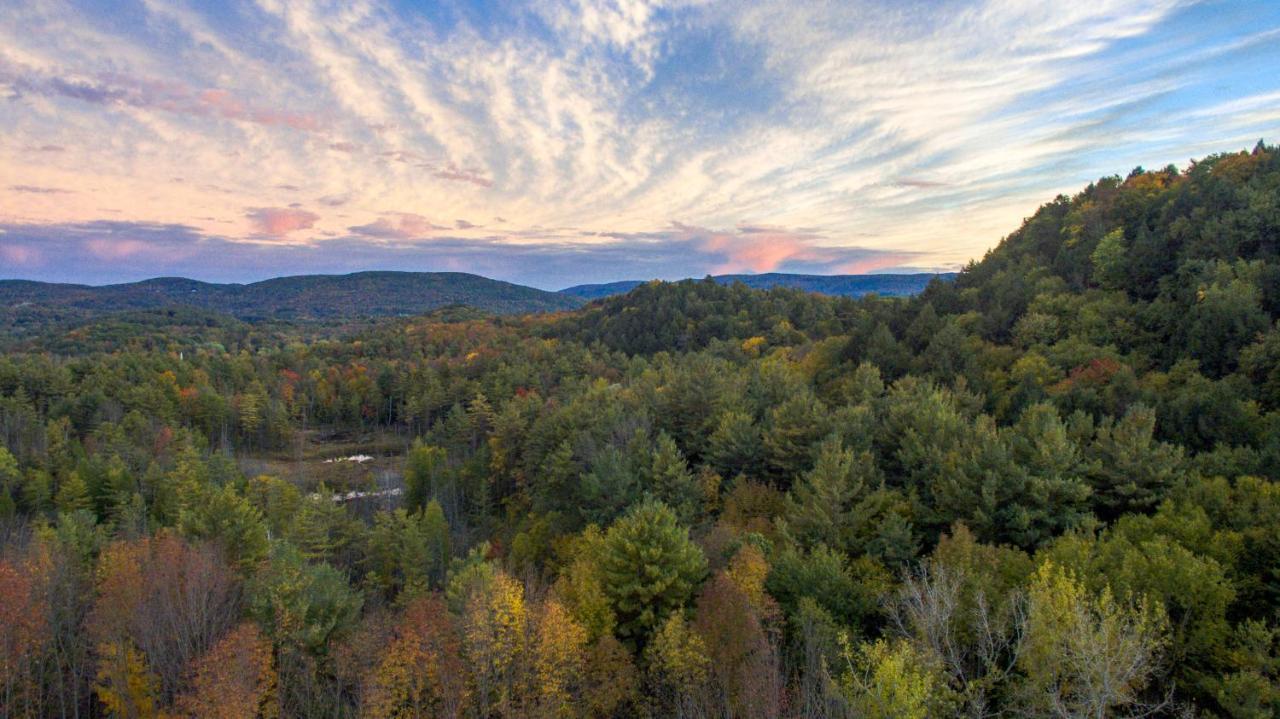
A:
0,270,584,321
560,271,956,300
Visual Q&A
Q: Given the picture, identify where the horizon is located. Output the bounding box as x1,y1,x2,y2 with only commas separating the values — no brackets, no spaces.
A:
0,267,957,293
2,1,1280,290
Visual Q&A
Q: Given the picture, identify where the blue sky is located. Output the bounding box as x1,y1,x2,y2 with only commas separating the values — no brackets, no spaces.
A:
1,0,1278,289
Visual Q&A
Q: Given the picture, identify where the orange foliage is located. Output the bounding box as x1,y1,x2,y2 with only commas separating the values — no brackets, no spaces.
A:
174,623,277,719
0,557,48,716
363,594,468,719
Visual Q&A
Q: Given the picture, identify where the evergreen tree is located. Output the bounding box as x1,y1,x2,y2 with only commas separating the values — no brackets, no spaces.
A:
600,500,707,649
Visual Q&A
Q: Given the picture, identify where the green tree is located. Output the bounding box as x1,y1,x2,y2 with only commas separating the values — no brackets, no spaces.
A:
1086,404,1184,520
1090,228,1128,290
177,483,269,572
403,442,448,514
249,544,362,655
600,500,707,649
708,411,763,480
646,433,700,523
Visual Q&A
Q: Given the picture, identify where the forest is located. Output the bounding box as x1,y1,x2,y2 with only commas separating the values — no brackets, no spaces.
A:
1,142,1279,718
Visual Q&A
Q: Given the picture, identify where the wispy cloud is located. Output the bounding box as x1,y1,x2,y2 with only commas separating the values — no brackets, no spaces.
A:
9,185,73,194
0,0,1278,284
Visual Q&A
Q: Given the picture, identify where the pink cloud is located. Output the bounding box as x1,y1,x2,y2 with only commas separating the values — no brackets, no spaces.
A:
85,238,148,259
348,213,445,240
0,243,42,266
663,221,917,275
197,89,323,132
670,222,818,273
247,207,319,236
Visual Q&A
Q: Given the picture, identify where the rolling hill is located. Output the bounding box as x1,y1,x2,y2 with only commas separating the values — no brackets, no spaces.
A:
0,271,585,323
559,272,955,300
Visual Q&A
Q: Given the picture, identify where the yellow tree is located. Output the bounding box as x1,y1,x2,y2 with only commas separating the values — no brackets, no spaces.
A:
529,598,588,719
840,637,951,719
645,613,710,719
462,571,527,717
552,526,616,642
95,640,160,719
363,595,467,719
1018,561,1168,717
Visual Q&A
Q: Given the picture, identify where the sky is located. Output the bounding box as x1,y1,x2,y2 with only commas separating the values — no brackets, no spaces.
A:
1,0,1278,290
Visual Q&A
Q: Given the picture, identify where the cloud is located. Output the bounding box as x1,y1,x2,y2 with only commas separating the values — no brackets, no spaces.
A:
246,207,319,236
0,244,42,266
620,222,921,276
349,213,446,240
0,220,919,290
1,0,1277,285
9,185,73,194
430,166,494,188
85,238,149,259
0,59,325,133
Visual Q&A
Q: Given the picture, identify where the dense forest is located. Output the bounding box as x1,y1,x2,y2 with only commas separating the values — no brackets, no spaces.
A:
1,142,1279,718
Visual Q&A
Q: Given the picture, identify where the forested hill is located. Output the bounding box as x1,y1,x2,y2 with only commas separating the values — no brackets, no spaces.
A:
560,271,953,300
0,271,584,323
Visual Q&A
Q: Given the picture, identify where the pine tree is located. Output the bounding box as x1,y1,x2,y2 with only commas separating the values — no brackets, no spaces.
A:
600,500,707,649
647,433,700,523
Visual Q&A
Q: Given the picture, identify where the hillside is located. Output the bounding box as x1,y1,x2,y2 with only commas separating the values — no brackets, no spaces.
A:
559,271,953,300
0,271,584,325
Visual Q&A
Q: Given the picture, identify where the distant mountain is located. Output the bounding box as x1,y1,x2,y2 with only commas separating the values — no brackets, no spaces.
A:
0,271,584,324
559,272,955,300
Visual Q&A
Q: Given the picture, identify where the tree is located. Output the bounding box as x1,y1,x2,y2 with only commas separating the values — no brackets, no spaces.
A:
90,535,240,704
1086,404,1184,520
0,556,47,717
839,637,952,719
403,442,448,514
645,613,710,719
529,598,588,719
888,525,1031,718
552,526,616,642
177,483,269,572
249,545,362,657
646,432,700,523
1090,228,1128,290
0,445,17,518
784,436,878,554
362,595,466,719
708,411,763,481
762,394,830,485
461,571,527,717
600,500,707,649
693,572,783,718
174,623,278,719
1017,561,1168,718
95,639,160,719
581,634,639,718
